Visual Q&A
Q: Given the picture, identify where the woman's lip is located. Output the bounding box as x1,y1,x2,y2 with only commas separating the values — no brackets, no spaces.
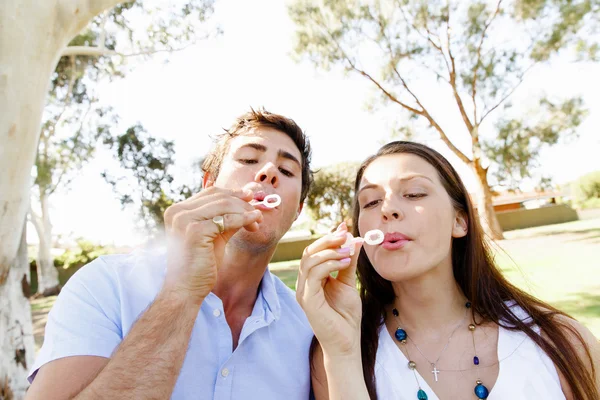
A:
381,239,410,250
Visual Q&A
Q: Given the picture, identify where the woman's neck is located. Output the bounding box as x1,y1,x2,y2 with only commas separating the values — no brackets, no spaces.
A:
389,263,468,336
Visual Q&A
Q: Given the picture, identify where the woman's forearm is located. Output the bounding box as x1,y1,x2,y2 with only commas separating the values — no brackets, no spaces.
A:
323,352,370,400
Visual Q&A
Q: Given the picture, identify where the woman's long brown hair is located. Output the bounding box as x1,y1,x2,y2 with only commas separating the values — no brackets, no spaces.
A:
310,141,597,399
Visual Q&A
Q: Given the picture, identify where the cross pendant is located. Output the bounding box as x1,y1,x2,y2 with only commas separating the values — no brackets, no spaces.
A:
431,365,440,382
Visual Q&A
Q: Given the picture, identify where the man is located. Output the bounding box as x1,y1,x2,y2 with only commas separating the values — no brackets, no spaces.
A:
26,109,315,399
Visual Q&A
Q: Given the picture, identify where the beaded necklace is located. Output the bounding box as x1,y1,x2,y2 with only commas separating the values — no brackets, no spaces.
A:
391,302,490,400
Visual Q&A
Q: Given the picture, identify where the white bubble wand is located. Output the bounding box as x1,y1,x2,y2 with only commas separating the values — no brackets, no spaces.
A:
249,194,281,208
340,229,384,256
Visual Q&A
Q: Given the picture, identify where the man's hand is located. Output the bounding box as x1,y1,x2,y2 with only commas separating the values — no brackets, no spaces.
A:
163,187,263,304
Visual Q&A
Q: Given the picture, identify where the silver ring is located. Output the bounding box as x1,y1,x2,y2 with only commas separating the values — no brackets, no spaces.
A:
212,215,225,234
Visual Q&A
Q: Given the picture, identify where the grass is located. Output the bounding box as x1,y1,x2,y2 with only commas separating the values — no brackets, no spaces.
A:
30,295,58,313
493,218,600,336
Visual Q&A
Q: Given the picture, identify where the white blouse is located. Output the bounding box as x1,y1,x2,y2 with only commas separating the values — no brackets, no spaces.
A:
374,304,565,399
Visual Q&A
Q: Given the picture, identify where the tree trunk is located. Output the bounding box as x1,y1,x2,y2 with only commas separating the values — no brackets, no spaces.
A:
472,160,504,240
1,1,125,396
35,191,60,295
0,221,36,400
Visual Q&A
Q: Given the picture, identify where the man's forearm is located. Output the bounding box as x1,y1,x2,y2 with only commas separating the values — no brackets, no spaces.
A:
75,289,202,399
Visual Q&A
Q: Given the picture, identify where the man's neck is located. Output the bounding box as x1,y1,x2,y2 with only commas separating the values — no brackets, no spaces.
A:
212,242,276,312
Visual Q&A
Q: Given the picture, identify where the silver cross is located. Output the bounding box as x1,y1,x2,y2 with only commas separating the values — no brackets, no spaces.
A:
431,366,440,382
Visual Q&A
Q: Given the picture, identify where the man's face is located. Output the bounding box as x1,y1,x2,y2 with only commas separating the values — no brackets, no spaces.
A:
206,127,304,249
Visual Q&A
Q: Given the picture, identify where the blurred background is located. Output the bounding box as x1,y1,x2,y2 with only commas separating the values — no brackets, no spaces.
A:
8,0,599,358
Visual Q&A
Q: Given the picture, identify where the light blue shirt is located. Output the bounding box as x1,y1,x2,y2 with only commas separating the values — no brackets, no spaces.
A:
29,249,314,399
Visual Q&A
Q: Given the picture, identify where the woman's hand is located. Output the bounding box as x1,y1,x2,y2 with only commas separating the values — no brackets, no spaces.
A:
296,222,363,358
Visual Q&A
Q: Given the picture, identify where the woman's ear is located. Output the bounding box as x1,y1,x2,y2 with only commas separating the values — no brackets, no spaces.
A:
452,210,468,238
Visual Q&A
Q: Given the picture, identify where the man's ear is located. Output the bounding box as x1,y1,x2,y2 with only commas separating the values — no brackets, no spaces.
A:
452,210,468,238
203,172,214,189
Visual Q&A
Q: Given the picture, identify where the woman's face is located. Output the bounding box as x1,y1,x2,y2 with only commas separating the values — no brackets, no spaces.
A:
356,153,467,282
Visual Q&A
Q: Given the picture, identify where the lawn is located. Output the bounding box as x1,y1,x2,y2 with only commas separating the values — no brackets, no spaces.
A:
31,217,600,352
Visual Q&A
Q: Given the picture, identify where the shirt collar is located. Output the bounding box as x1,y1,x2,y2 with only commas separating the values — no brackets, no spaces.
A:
259,268,282,321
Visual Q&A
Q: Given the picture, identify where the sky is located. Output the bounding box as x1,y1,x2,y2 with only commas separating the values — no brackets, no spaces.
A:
34,0,600,247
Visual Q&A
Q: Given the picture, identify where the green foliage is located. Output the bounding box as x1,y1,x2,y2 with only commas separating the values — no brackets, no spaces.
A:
103,125,200,233
306,162,360,228
289,0,598,194
483,96,587,189
53,240,111,271
101,0,218,55
35,30,119,200
28,240,112,292
571,171,600,207
36,0,219,198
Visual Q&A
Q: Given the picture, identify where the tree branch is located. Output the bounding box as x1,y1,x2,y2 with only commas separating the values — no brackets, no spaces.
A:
99,9,109,50
479,62,537,123
395,0,452,75
446,15,475,136
356,44,471,163
43,56,77,142
54,56,77,127
60,40,202,58
61,46,118,57
28,205,45,239
48,103,94,196
472,0,503,123
318,8,471,165
350,62,424,116
369,6,451,117
422,112,472,165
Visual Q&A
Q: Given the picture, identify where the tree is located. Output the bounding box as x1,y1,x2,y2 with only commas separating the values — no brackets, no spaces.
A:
0,1,216,396
29,0,219,297
29,42,117,295
571,170,600,208
306,162,360,230
103,124,201,235
289,0,598,239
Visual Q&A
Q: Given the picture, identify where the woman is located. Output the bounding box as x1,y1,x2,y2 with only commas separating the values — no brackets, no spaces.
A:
296,142,599,399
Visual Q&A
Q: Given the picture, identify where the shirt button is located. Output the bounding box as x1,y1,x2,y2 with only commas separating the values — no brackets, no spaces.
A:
213,309,221,317
221,368,229,377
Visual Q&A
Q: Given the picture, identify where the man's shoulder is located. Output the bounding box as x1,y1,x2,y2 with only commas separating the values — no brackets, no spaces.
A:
66,248,167,300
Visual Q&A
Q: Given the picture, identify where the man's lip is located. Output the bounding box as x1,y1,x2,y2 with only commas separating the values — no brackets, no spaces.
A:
253,191,267,201
254,203,277,211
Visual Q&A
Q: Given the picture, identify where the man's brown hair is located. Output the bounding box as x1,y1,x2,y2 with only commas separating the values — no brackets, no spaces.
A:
202,108,313,203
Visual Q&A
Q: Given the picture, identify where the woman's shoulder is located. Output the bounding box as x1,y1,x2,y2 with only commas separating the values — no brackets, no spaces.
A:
542,313,600,399
507,300,600,399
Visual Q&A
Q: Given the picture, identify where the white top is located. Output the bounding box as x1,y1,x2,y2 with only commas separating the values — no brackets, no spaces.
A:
374,304,565,399
28,248,313,400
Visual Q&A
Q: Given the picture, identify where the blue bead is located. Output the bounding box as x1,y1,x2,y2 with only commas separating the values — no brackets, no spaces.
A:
474,383,489,399
474,356,480,365
395,328,407,341
417,389,428,400
466,301,472,308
